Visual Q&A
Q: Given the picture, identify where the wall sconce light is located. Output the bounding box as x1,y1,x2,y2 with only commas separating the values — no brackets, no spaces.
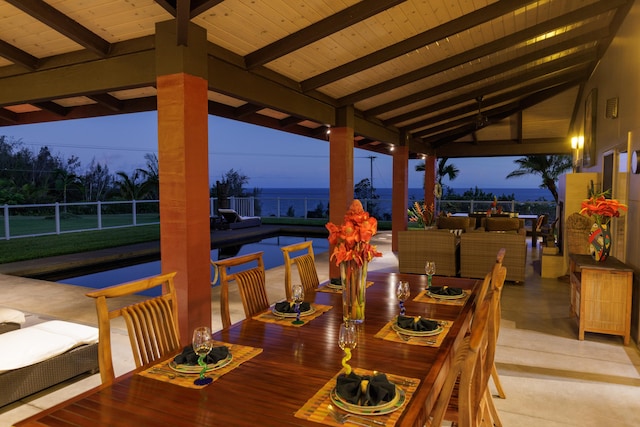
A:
389,145,395,152
571,136,584,150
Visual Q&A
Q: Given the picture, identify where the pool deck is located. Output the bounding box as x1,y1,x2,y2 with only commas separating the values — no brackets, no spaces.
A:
0,224,328,279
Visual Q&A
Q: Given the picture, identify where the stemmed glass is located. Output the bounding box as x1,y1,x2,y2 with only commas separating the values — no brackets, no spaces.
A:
192,326,214,385
396,281,410,316
425,261,436,290
291,284,305,325
338,321,358,374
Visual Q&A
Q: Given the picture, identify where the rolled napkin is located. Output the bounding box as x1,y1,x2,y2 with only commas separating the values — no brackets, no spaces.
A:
429,285,463,296
274,301,311,313
336,372,396,406
173,345,229,365
396,315,438,332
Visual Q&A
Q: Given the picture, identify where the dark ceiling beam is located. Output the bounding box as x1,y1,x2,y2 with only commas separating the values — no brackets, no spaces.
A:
434,138,571,158
32,101,70,117
403,72,586,132
365,29,607,117
176,0,191,46
0,40,40,71
511,111,523,143
234,103,263,119
383,50,596,126
279,116,302,129
155,1,224,18
5,0,111,57
340,0,623,105
88,94,124,112
0,108,18,124
244,0,405,69
0,51,156,106
301,0,532,91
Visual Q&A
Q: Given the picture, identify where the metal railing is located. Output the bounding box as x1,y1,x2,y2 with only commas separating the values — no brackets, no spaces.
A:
1,197,556,240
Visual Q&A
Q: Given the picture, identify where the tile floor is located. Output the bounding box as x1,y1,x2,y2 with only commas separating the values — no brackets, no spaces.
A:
1,232,639,426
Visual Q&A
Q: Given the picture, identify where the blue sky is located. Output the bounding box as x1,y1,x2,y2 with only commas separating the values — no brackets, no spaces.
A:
2,111,540,189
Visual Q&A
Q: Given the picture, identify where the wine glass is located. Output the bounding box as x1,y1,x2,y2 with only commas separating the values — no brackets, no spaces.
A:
192,326,214,385
338,321,358,374
425,261,436,290
396,281,410,316
291,284,305,325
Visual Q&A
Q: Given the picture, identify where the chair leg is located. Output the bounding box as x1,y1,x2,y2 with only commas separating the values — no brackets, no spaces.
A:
484,389,503,427
491,363,506,399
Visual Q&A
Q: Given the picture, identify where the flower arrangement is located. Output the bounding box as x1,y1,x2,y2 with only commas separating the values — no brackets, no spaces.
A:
326,199,382,267
408,201,435,228
580,190,627,226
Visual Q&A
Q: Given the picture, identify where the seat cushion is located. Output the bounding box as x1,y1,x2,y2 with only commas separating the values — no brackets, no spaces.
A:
484,217,521,232
437,216,474,231
0,308,25,325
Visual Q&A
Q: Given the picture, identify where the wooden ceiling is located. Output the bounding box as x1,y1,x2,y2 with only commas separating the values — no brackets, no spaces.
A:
0,0,633,159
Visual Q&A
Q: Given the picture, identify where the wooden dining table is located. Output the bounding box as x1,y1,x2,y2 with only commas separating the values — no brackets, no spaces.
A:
14,272,480,427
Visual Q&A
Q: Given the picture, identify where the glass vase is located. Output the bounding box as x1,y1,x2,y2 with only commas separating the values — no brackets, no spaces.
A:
340,260,367,324
588,223,611,262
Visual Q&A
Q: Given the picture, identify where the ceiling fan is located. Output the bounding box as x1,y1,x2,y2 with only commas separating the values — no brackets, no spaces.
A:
474,96,490,129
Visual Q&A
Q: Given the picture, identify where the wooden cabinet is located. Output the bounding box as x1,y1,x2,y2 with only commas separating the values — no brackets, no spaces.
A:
569,254,633,345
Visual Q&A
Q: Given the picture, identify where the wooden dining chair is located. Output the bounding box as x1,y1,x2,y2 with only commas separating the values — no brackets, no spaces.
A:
211,252,267,329
85,272,181,384
427,290,494,427
281,241,319,300
489,249,507,400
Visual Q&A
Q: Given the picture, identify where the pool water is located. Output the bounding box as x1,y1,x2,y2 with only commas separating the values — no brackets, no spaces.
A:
58,235,329,296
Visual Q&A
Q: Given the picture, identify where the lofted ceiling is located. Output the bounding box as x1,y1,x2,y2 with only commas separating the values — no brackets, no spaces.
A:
0,0,633,159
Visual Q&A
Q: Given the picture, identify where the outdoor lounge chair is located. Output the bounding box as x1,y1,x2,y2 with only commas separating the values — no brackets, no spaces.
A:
218,208,262,230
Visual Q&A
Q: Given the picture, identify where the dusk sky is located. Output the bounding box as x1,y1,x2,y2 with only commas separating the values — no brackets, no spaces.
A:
2,111,540,190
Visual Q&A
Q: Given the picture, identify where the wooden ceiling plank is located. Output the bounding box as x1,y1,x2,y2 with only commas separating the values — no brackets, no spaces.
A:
301,0,534,91
365,27,608,117
4,0,111,56
384,49,596,126
340,0,623,105
0,39,39,70
244,0,405,69
88,93,124,112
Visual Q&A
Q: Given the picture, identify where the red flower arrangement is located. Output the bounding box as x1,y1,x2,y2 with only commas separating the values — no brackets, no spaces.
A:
326,200,382,267
580,193,627,226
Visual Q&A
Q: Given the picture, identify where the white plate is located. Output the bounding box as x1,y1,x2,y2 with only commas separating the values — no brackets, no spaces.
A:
330,386,405,416
427,289,466,300
392,322,443,337
272,305,316,318
327,282,342,290
168,352,233,374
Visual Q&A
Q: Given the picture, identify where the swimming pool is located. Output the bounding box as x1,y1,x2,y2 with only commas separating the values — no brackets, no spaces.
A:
57,235,329,295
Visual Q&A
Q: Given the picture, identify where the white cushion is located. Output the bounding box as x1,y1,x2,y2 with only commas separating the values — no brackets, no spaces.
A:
0,308,25,324
0,320,98,372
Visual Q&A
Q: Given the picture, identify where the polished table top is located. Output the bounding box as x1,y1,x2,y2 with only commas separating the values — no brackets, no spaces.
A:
15,272,480,427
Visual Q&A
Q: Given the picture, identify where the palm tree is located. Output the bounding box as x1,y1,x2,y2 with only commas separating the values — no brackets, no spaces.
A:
415,157,460,187
506,155,572,203
137,153,159,199
115,170,148,200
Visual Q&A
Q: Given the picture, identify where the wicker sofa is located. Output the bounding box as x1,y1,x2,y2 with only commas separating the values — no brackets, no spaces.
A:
398,216,476,276
459,217,527,282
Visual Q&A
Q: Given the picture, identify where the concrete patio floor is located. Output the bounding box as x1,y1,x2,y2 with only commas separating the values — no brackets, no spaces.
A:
1,231,639,426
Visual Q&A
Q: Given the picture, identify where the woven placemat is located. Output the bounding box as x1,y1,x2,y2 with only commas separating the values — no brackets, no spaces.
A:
374,318,451,347
317,281,374,294
252,303,332,327
295,367,420,426
138,341,262,389
413,289,469,306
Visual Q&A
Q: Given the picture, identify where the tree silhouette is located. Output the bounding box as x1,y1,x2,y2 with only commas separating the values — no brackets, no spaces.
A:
506,155,572,203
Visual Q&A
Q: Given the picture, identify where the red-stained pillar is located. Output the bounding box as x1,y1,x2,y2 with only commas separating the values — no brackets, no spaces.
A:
329,106,354,278
424,155,437,212
391,134,409,251
156,21,210,343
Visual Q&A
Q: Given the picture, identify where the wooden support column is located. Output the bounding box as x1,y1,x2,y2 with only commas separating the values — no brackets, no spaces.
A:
424,155,437,212
156,20,210,343
329,106,354,278
391,135,409,251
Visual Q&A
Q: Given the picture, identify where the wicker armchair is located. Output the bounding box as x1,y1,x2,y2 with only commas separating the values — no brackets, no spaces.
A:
398,230,460,276
460,232,526,282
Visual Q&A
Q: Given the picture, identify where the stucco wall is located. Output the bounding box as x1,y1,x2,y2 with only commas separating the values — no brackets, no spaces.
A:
572,1,640,346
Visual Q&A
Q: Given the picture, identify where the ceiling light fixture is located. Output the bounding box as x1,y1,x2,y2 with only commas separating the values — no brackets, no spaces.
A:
474,96,489,129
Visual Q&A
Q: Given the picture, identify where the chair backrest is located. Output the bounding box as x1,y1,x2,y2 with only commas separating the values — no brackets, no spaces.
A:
429,291,493,427
535,214,548,232
211,252,266,328
281,241,319,300
85,272,181,384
